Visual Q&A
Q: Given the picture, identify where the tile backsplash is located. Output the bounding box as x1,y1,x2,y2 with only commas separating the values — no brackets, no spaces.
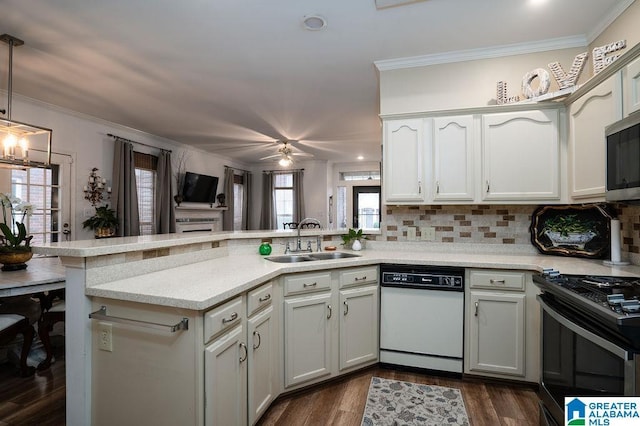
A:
384,205,535,245
384,203,640,265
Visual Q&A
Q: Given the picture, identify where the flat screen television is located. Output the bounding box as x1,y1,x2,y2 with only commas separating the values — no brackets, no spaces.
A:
181,171,219,203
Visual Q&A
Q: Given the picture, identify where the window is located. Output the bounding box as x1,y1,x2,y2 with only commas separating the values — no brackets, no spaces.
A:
134,152,157,235
274,173,293,230
339,171,380,181
353,186,381,230
233,173,244,230
10,166,60,244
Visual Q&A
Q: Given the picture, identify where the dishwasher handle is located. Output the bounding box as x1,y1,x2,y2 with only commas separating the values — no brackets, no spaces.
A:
89,306,189,333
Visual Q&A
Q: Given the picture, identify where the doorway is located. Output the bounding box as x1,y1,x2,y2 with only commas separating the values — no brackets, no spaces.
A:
352,186,380,230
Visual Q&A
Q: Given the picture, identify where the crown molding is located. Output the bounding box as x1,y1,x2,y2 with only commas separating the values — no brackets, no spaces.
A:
374,35,588,71
586,0,636,44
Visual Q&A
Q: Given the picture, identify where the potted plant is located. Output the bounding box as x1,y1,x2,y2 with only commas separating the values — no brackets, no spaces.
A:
83,205,118,238
542,214,598,249
0,193,34,270
341,228,366,251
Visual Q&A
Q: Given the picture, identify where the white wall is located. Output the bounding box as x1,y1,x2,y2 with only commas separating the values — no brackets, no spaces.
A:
7,94,250,240
380,47,587,115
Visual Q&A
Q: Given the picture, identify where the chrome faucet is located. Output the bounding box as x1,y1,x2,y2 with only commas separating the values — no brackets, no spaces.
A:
289,217,322,253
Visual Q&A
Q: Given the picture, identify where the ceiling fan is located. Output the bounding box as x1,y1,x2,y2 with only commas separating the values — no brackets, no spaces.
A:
259,140,313,166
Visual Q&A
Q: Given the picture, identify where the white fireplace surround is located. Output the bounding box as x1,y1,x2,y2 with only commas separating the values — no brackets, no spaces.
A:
175,204,227,233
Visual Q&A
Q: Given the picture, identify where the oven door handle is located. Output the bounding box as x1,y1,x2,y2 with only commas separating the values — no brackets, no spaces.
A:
537,295,632,361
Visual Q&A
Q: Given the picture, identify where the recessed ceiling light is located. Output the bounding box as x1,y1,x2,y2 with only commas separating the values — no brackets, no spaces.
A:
357,155,364,160
302,15,327,31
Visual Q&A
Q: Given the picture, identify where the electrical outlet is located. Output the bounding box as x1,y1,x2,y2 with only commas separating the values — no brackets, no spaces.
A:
421,226,436,241
406,226,417,241
99,322,113,352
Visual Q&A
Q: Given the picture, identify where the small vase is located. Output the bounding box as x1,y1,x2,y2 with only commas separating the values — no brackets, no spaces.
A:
352,239,362,251
0,250,33,271
259,241,272,255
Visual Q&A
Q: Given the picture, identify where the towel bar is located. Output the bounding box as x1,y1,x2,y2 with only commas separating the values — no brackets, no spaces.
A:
89,306,189,332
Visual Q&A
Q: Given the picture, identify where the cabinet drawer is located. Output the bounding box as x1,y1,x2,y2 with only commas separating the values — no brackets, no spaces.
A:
469,270,525,291
204,296,243,343
339,266,378,288
247,282,273,316
284,272,332,296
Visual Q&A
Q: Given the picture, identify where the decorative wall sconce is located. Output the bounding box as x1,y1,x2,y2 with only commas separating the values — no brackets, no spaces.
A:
83,167,111,206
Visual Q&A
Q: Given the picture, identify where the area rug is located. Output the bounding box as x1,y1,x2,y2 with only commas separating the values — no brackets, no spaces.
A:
361,377,470,426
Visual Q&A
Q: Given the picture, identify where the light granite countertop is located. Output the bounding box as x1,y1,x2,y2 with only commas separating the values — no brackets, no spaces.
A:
85,247,640,311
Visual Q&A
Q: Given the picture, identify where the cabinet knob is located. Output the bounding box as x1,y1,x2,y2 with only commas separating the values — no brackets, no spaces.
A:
489,279,506,284
436,181,440,194
303,282,317,288
486,181,490,193
474,301,479,317
343,300,349,316
327,304,332,319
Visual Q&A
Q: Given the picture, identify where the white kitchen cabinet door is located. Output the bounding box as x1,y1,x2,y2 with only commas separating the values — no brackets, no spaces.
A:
468,291,525,377
481,109,560,201
383,118,427,203
339,285,379,371
433,115,475,201
569,74,622,200
247,306,275,425
623,56,640,116
284,292,333,387
204,325,247,426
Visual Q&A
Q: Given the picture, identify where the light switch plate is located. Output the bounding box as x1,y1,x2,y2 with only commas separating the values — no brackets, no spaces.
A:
421,226,436,241
407,226,417,241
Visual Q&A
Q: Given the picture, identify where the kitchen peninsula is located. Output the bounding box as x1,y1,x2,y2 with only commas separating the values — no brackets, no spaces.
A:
34,231,640,426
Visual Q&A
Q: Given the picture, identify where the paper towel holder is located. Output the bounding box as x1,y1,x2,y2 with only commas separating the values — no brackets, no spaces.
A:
603,217,629,266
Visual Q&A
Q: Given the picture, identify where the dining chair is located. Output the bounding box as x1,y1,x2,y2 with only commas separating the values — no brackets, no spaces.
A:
0,314,36,377
36,289,65,371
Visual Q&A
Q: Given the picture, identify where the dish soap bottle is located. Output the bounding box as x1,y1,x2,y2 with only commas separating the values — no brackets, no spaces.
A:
259,241,272,255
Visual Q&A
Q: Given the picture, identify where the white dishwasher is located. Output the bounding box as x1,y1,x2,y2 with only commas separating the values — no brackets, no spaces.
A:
379,264,464,373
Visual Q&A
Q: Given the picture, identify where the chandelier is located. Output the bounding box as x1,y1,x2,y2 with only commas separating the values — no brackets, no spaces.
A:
0,34,52,168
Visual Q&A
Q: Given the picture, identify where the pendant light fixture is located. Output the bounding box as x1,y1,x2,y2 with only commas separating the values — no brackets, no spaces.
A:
0,34,52,168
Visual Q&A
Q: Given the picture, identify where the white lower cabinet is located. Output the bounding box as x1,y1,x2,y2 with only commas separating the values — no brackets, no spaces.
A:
283,267,379,390
468,291,525,376
204,282,278,426
283,291,333,387
247,306,275,425
339,285,379,371
205,324,248,426
465,269,540,383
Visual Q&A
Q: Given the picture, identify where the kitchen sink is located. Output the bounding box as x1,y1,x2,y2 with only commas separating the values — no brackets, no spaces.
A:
265,252,361,263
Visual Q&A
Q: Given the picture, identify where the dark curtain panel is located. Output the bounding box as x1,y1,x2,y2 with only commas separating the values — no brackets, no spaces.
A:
259,172,275,229
112,139,140,236
155,150,175,234
222,167,235,231
242,171,252,230
292,170,305,222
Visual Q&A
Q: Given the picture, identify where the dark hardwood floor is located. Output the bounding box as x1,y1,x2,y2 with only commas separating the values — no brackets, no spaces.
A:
0,348,540,426
258,366,541,426
0,342,65,426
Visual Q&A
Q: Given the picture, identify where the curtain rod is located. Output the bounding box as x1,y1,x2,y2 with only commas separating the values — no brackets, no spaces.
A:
107,133,172,153
263,168,304,173
225,165,251,174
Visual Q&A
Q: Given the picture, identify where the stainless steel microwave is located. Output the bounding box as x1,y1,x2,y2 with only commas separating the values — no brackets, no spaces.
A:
606,112,640,202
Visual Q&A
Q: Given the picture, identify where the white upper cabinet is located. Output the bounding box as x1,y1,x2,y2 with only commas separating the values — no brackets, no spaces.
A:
623,55,640,117
432,115,475,201
481,109,560,201
568,74,622,201
383,118,427,203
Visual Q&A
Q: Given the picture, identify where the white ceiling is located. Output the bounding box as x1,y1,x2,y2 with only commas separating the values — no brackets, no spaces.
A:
0,0,630,164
